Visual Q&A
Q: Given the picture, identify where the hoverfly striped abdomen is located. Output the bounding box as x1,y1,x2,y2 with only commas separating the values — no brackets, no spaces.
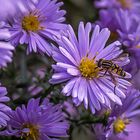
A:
97,59,126,77
111,64,126,77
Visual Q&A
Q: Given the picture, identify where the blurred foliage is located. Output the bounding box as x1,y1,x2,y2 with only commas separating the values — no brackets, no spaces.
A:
64,0,98,29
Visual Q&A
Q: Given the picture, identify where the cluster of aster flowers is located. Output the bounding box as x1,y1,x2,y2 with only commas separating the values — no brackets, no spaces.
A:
94,87,140,140
0,0,139,140
95,0,140,74
0,98,69,140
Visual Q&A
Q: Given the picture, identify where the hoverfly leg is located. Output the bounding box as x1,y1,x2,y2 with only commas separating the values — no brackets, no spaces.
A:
103,69,108,76
101,69,108,77
114,85,117,94
108,71,118,94
98,69,108,78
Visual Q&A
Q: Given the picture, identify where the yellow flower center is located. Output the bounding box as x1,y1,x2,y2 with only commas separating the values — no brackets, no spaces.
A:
22,15,41,32
118,0,131,8
23,124,39,140
79,57,99,79
113,118,126,134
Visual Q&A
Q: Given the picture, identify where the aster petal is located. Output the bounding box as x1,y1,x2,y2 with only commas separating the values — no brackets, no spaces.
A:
57,62,76,70
28,33,52,55
0,29,11,40
126,100,140,114
89,80,105,104
0,97,10,102
126,110,140,118
43,22,67,30
67,25,78,48
118,78,132,87
62,78,76,95
59,47,78,66
88,84,101,111
29,32,37,52
19,31,28,44
78,22,88,57
72,77,81,98
104,96,111,108
90,25,100,49
96,41,121,60
84,91,88,109
2,98,69,139
100,78,126,99
61,36,81,63
85,22,92,50
67,68,80,76
52,48,71,63
88,27,110,59
50,73,72,84
0,42,14,50
77,78,87,102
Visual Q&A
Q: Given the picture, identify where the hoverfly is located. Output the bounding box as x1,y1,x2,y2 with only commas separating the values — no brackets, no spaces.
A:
97,58,126,77
96,53,129,92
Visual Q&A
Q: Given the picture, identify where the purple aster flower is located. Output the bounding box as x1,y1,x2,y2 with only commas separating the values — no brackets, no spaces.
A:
94,9,121,43
96,9,140,74
94,87,140,140
95,0,140,17
1,98,69,140
95,0,131,9
0,0,36,22
96,9,120,33
0,0,16,21
115,10,140,47
50,22,131,114
6,0,67,55
0,28,14,68
0,85,11,128
115,9,140,73
122,118,140,140
0,0,23,21
131,70,140,90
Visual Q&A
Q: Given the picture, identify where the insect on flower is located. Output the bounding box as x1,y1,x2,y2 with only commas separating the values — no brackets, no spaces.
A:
50,23,132,114
96,53,129,92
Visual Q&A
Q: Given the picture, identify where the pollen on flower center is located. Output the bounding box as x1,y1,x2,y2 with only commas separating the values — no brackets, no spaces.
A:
79,57,99,79
113,118,126,134
118,0,131,8
23,124,39,140
22,15,41,32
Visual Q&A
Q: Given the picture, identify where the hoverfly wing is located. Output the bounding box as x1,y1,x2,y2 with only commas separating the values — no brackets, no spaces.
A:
112,53,130,67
